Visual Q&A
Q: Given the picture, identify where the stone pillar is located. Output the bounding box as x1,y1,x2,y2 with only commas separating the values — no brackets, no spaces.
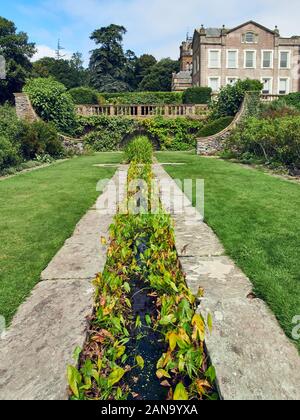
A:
14,93,39,122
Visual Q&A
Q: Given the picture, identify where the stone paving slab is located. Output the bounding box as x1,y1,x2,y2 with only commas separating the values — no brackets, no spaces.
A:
180,256,252,298
0,279,93,400
200,297,300,400
41,234,109,281
174,219,224,257
155,163,300,401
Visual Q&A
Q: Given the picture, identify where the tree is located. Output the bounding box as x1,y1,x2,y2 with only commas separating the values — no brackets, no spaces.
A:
138,58,179,91
134,54,157,86
0,16,36,103
89,24,131,92
33,52,87,89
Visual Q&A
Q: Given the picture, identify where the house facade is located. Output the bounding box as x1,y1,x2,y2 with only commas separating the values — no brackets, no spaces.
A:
172,37,193,91
192,21,300,95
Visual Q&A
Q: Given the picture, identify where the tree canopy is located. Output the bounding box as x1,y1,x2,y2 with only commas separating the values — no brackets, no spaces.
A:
139,58,180,91
0,16,36,103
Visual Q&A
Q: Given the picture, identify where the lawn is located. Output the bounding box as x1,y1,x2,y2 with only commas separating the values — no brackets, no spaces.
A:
156,151,300,351
0,153,123,325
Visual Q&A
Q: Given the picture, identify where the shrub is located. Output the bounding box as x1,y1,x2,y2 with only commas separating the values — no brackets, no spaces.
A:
24,77,77,135
0,136,20,172
226,116,300,168
68,87,99,105
0,104,23,141
283,92,300,111
212,79,263,118
260,99,299,119
18,120,63,160
125,136,153,163
183,87,212,104
198,116,234,137
102,91,183,105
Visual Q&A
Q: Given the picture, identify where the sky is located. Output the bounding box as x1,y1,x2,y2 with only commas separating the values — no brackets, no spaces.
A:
1,0,300,66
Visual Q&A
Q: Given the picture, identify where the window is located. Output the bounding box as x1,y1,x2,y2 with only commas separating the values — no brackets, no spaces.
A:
208,50,221,68
244,32,256,43
227,50,238,68
280,51,290,69
226,77,238,86
244,51,256,68
262,51,273,68
261,78,273,94
208,77,220,92
279,78,289,94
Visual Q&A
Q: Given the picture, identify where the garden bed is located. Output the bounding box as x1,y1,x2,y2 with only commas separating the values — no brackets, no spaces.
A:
67,142,217,401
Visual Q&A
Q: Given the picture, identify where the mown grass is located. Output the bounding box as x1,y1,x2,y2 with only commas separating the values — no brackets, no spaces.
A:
156,151,300,351
0,153,123,324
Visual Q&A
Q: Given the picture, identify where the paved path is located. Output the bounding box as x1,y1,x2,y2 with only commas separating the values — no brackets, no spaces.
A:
153,163,300,401
0,166,128,400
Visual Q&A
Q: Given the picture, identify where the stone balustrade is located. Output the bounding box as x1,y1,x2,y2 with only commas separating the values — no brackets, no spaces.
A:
75,104,209,118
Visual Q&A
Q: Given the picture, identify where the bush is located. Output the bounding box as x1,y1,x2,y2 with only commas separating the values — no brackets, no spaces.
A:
283,93,300,111
18,120,63,160
102,91,183,105
260,100,299,119
183,87,212,104
69,87,99,105
212,79,263,118
0,104,23,141
24,77,77,135
226,116,300,168
198,116,234,137
0,136,20,172
125,136,153,163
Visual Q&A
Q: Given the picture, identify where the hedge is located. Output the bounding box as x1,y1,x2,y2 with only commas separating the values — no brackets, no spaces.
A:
183,87,212,104
197,116,234,137
102,91,183,105
69,87,99,105
283,93,300,111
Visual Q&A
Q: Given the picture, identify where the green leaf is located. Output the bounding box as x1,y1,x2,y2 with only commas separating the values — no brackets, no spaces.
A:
205,365,216,383
136,355,145,370
173,382,189,401
207,313,213,333
108,367,126,387
145,314,152,326
123,282,131,293
160,314,176,326
156,369,171,379
135,315,142,329
67,365,81,398
72,346,81,363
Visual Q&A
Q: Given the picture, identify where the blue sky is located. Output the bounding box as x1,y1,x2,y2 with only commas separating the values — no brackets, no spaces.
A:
1,0,300,65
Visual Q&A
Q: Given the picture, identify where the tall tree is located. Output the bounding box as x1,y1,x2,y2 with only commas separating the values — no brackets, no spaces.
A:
89,24,131,92
0,16,36,103
135,54,157,87
138,58,179,91
33,52,87,89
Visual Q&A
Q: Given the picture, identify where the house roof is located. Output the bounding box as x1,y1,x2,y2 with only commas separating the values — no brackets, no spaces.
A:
226,20,275,35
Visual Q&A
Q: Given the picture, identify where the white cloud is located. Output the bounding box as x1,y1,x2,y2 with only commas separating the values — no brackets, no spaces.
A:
32,45,73,62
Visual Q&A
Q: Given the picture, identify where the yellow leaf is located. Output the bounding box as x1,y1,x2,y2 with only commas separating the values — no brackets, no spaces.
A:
67,365,81,398
101,236,107,245
156,369,171,379
173,382,189,401
108,367,125,387
207,313,213,333
168,332,178,351
116,346,126,359
192,314,205,342
136,355,145,370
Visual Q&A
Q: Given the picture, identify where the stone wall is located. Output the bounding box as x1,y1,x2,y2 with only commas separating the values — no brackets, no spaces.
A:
197,92,259,155
14,93,39,123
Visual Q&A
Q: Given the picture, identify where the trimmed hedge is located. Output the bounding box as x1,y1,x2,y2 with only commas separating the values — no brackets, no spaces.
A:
283,93,300,111
102,91,183,105
197,116,234,137
69,87,99,105
183,87,212,104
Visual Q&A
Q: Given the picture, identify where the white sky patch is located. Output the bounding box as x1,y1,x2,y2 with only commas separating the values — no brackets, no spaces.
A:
32,45,73,62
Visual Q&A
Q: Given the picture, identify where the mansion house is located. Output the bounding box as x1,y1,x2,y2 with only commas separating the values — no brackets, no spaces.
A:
192,21,300,95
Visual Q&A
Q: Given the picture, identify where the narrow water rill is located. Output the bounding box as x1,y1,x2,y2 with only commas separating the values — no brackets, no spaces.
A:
67,138,217,401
